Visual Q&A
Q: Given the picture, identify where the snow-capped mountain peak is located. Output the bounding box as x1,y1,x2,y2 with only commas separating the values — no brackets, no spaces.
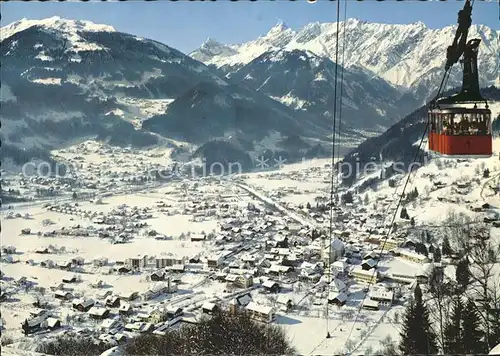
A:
190,37,238,63
257,20,295,48
267,20,291,34
190,18,499,103
202,37,222,47
0,16,116,42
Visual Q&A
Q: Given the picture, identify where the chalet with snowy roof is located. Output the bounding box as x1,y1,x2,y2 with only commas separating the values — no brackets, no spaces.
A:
328,292,348,306
369,288,394,307
119,302,133,315
362,251,380,260
330,278,347,294
71,256,85,266
202,302,220,315
105,296,121,308
268,264,293,275
88,307,110,320
119,291,139,301
45,317,61,331
166,306,184,320
362,299,380,311
168,264,186,273
124,322,153,333
96,290,113,299
72,298,95,312
150,270,166,281
54,290,73,300
100,318,121,331
415,263,435,284
276,295,293,311
234,274,254,288
142,282,176,301
262,280,280,293
40,259,55,268
21,316,48,335
207,255,224,268
241,254,257,266
234,293,253,307
245,302,275,323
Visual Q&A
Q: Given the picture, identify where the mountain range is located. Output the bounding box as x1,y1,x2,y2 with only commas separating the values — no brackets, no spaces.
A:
190,19,499,104
1,17,498,169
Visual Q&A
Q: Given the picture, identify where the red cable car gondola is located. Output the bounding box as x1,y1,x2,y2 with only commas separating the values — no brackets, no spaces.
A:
428,0,492,158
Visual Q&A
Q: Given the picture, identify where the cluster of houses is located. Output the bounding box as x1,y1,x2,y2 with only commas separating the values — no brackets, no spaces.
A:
7,142,499,353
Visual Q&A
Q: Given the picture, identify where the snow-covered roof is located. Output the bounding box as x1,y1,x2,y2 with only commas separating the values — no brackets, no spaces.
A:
397,248,429,261
262,279,279,288
330,278,347,292
276,294,293,305
362,299,379,308
202,302,217,311
328,292,347,302
369,288,394,301
246,302,273,315
351,265,378,277
89,306,108,316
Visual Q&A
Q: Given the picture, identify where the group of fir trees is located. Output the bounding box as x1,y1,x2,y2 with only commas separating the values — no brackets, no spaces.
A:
399,259,490,355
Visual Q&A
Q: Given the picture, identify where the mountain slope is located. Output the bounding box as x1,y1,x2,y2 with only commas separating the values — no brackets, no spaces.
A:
141,79,330,144
190,19,499,104
0,17,331,164
227,48,411,133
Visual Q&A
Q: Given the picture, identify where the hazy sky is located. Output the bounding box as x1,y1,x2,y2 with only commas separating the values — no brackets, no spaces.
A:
1,0,498,54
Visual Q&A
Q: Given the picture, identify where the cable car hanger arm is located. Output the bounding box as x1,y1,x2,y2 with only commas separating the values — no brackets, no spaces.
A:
435,0,487,106
445,0,472,71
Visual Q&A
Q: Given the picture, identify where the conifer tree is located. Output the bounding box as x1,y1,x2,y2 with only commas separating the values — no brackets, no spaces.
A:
444,295,464,354
462,300,485,354
399,285,438,355
426,230,432,244
399,298,418,354
433,246,442,263
22,319,29,336
455,258,470,292
442,235,452,256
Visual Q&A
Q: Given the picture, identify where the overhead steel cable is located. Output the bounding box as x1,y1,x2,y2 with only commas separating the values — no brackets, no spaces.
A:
325,0,342,338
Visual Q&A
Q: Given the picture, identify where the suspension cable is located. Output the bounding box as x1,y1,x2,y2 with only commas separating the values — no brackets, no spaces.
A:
326,0,342,338
335,0,348,189
341,0,478,352
342,120,430,354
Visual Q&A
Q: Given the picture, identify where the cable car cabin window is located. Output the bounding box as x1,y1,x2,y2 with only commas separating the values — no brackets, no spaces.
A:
442,113,454,135
430,113,437,133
